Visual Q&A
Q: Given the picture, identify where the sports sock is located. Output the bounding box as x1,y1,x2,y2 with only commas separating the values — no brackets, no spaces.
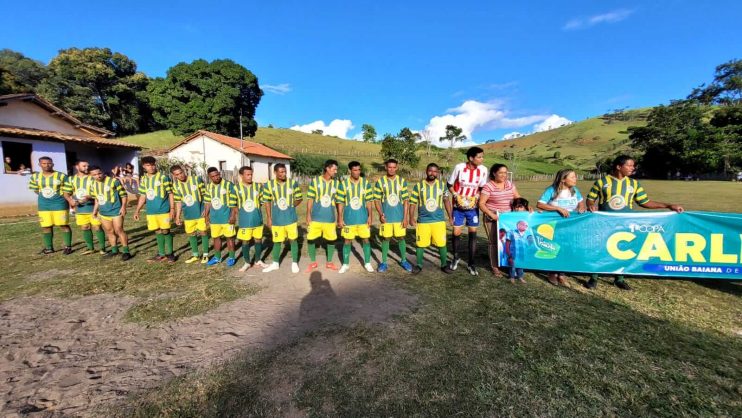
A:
43,231,53,250
62,230,72,247
95,229,106,250
189,236,199,256
290,240,299,262
452,234,461,259
214,250,222,260
468,231,477,264
308,240,316,261
398,240,406,259
343,243,351,265
121,246,130,254
272,243,281,262
363,242,371,264
326,241,335,262
243,242,253,262
381,240,389,263
438,245,448,267
164,233,173,255
228,250,235,259
110,245,119,254
156,233,165,256
416,247,424,267
254,242,263,263
201,235,209,255
82,229,94,250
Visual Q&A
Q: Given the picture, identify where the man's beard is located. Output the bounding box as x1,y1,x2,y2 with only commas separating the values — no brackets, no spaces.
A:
426,175,437,181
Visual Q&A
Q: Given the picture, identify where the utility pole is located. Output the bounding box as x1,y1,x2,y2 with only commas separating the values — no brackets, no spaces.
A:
239,107,244,149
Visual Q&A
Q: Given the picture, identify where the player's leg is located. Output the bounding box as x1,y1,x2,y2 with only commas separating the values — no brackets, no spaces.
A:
287,223,300,273
76,214,94,253
100,217,118,257
306,222,321,272
112,215,131,260
324,224,338,270
378,223,391,272
339,225,355,274
450,209,464,269
395,223,412,272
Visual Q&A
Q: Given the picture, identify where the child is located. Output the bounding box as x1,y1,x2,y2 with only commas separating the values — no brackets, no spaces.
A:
506,198,532,283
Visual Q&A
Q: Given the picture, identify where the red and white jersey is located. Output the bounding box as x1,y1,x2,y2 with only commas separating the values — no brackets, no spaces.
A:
448,163,488,208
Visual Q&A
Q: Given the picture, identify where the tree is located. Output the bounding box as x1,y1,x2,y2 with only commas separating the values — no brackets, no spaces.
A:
311,129,324,135
361,123,377,142
439,124,466,148
148,59,263,137
38,47,153,135
688,59,742,105
0,49,47,94
380,128,420,168
419,128,435,155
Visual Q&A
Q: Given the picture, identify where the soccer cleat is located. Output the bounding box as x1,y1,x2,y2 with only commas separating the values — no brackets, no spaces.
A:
166,254,177,264
102,251,119,258
467,264,479,276
80,249,95,255
400,260,413,273
412,265,422,275
291,262,300,273
184,256,200,264
305,262,319,273
615,279,632,291
377,262,388,273
99,250,107,255
262,262,280,273
39,248,55,255
325,262,339,271
449,256,460,271
255,260,268,268
147,255,165,263
338,264,350,274
121,253,133,262
239,262,251,272
441,265,455,274
585,278,598,289
364,263,375,272
225,257,237,267
63,247,73,255
201,255,210,264
206,256,222,266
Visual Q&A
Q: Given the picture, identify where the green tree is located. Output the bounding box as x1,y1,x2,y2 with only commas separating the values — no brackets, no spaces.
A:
0,49,47,94
38,47,152,135
148,59,263,137
380,128,420,168
361,123,377,142
688,59,741,105
439,124,466,148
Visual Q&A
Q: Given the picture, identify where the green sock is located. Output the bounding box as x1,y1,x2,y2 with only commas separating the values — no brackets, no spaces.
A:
343,243,351,265
111,245,119,254
43,232,53,250
381,240,389,262
326,242,335,262
416,247,425,267
243,242,253,262
290,240,299,262
228,250,235,259
438,245,448,267
398,240,406,259
82,229,94,250
272,243,281,262
122,246,130,254
156,233,165,256
189,236,199,256
254,242,263,263
201,235,209,256
214,250,222,260
96,229,106,251
164,233,173,255
62,230,72,247
363,242,371,264
308,241,316,261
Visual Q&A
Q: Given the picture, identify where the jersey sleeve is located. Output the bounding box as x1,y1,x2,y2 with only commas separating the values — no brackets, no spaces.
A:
400,179,410,201
306,178,317,200
163,176,173,194
114,179,126,198
478,166,489,187
372,180,383,200
137,178,147,195
262,183,273,202
203,185,212,203
633,181,649,205
364,180,375,201
587,179,602,202
335,181,346,205
538,187,554,204
292,180,303,201
226,183,238,207
574,187,584,202
409,183,420,205
172,184,183,202
447,164,460,186
60,174,73,195
28,174,39,192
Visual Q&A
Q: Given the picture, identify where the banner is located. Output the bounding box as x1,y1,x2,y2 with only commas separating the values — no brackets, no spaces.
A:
496,211,742,279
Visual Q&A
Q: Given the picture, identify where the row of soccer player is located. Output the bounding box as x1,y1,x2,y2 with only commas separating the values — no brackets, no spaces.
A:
28,148,490,275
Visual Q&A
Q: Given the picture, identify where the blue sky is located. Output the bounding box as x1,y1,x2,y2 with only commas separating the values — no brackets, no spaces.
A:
5,0,741,144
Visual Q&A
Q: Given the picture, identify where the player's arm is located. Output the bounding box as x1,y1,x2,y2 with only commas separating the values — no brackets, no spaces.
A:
293,182,303,207
227,186,238,224
478,190,497,220
638,200,684,212
366,201,374,226
586,180,601,212
134,194,146,221
175,201,183,225
373,181,385,221
444,193,453,223
401,180,410,228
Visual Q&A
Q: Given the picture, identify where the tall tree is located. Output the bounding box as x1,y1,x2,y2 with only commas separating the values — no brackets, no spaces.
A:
0,49,47,94
439,124,466,148
380,128,420,168
147,59,263,137
38,47,152,135
361,123,377,142
688,59,742,105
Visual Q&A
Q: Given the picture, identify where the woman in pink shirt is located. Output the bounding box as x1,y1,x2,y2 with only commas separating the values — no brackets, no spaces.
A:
478,164,522,276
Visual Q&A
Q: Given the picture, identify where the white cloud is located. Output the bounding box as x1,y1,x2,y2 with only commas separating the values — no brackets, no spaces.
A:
533,114,573,132
263,83,292,94
502,131,526,140
290,119,354,139
563,9,634,30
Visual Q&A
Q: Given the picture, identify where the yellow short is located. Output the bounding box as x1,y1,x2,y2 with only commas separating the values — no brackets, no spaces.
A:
146,214,171,231
307,221,338,241
237,225,264,241
379,222,406,238
271,222,299,243
416,221,447,248
99,214,119,222
341,224,371,240
184,218,207,234
75,213,101,227
210,223,236,238
39,210,69,227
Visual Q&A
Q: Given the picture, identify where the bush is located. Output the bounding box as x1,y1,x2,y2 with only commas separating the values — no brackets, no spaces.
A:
292,154,327,176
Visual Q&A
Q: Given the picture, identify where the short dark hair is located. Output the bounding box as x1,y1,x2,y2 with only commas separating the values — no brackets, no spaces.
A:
348,161,361,170
207,167,219,174
238,166,253,174
74,159,88,166
612,155,634,170
88,165,102,172
511,197,529,211
466,147,484,160
38,156,52,162
125,162,134,169
324,159,339,172
489,163,508,180
169,165,183,173
426,163,439,170
385,158,398,165
274,163,286,172
141,156,156,165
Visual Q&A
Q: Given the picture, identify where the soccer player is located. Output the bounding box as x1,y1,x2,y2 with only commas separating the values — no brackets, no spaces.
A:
305,160,341,272
69,160,106,254
89,166,131,261
336,161,375,273
134,156,175,263
171,165,209,264
447,146,488,275
28,156,75,254
409,163,455,274
373,159,413,272
204,167,238,266
262,163,302,273
586,155,684,291
235,166,267,271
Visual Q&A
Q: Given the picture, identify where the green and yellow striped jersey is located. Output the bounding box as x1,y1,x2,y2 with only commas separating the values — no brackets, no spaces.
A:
336,177,374,226
235,182,264,228
373,175,409,223
410,180,448,223
587,175,649,211
307,175,340,223
205,179,237,224
172,175,206,221
90,177,126,217
70,174,95,214
263,179,302,226
28,171,72,211
138,172,173,215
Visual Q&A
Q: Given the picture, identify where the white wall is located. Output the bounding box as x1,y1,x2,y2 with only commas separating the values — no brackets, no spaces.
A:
0,101,90,136
64,143,139,175
0,136,67,206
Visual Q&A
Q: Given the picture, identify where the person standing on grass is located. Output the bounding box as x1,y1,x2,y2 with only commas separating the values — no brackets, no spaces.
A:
586,155,684,291
204,167,238,267
374,159,414,273
448,147,488,276
336,161,376,274
536,169,586,286
171,165,210,264
479,163,524,277
262,163,302,273
89,166,131,261
409,163,455,274
235,166,268,272
28,156,75,254
134,156,175,263
69,160,106,255
305,160,341,273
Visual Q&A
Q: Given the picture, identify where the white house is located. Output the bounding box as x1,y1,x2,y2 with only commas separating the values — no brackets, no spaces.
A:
0,93,142,215
168,130,292,182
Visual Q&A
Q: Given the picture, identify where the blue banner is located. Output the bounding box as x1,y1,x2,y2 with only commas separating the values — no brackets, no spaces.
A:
496,211,742,279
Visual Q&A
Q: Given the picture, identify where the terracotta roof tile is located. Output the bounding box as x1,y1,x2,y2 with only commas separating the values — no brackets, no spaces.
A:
0,125,142,150
172,130,292,159
0,93,114,137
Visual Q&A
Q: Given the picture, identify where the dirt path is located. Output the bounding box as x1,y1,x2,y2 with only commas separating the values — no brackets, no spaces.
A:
0,267,417,416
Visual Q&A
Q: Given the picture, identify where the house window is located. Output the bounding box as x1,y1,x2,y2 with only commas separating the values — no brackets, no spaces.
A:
218,160,227,173
2,141,32,174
